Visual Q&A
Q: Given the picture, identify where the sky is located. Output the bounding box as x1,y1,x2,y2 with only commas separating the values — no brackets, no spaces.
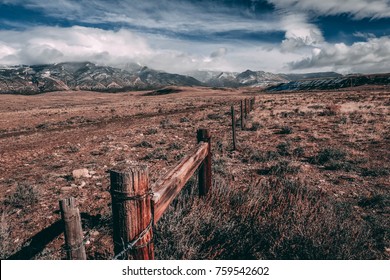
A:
0,0,390,74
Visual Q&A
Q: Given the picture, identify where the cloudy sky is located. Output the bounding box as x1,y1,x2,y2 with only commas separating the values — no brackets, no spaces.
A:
0,0,390,74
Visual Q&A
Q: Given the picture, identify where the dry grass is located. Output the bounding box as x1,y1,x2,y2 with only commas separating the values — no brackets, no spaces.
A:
0,86,389,260
154,176,384,259
5,184,40,209
0,213,12,259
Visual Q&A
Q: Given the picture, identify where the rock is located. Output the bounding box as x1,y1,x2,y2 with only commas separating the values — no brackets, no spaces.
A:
55,177,66,183
79,181,86,188
61,186,73,192
72,168,90,179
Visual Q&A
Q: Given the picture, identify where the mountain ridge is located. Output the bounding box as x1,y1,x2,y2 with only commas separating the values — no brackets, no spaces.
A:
0,62,202,94
1,61,388,94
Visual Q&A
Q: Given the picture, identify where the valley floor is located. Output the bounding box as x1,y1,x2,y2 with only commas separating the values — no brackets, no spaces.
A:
0,86,389,259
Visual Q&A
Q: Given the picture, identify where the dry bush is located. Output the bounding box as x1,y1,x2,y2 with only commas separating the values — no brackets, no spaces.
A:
277,126,293,135
257,160,300,176
318,105,341,116
0,213,12,259
167,142,183,151
180,117,190,123
311,148,346,165
5,184,40,208
154,177,385,259
145,128,158,135
143,148,168,160
135,140,153,148
361,167,390,177
160,119,177,129
248,122,262,131
276,142,291,156
207,113,223,120
241,147,279,163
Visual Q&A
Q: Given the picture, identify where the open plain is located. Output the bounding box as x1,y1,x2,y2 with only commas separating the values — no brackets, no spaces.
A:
0,86,389,259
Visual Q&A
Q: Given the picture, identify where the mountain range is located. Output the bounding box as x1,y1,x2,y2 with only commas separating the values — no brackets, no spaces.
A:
0,62,202,94
0,61,388,94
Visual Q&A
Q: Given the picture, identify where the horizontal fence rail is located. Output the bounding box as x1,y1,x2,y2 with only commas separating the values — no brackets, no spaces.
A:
55,97,256,260
109,129,212,260
152,141,209,223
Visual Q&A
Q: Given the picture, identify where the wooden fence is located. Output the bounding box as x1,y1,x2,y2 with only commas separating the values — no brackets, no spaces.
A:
60,129,212,260
59,96,255,260
231,97,256,150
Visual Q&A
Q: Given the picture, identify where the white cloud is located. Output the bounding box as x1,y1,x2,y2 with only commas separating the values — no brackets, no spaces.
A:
268,0,390,19
280,14,324,52
289,36,390,73
0,26,152,65
0,25,304,74
1,1,389,74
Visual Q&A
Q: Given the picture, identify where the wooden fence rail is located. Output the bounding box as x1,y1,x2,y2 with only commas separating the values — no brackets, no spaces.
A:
58,97,255,260
109,129,212,260
152,141,210,222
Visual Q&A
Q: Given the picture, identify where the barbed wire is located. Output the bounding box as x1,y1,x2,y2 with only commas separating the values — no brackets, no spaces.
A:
61,214,111,255
112,216,153,260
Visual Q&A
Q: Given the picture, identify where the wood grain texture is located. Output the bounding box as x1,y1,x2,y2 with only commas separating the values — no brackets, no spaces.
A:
59,197,86,260
110,165,154,260
152,142,209,222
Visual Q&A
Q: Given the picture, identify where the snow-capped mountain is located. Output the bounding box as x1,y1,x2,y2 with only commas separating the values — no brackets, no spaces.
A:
187,69,288,88
187,69,341,88
1,61,386,94
0,62,202,94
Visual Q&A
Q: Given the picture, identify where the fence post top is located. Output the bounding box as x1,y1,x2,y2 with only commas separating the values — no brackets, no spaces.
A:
59,197,76,209
109,164,149,175
197,129,211,141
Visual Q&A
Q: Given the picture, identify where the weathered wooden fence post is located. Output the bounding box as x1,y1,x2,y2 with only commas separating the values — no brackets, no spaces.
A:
59,197,86,260
197,129,212,196
231,105,237,151
241,100,246,130
245,98,248,118
110,165,154,260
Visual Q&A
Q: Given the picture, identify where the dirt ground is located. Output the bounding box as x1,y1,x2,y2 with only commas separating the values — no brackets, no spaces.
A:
0,86,389,259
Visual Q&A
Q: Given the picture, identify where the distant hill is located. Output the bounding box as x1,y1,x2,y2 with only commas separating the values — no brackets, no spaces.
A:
0,62,202,94
1,61,389,94
279,72,342,81
187,70,341,88
267,73,390,92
